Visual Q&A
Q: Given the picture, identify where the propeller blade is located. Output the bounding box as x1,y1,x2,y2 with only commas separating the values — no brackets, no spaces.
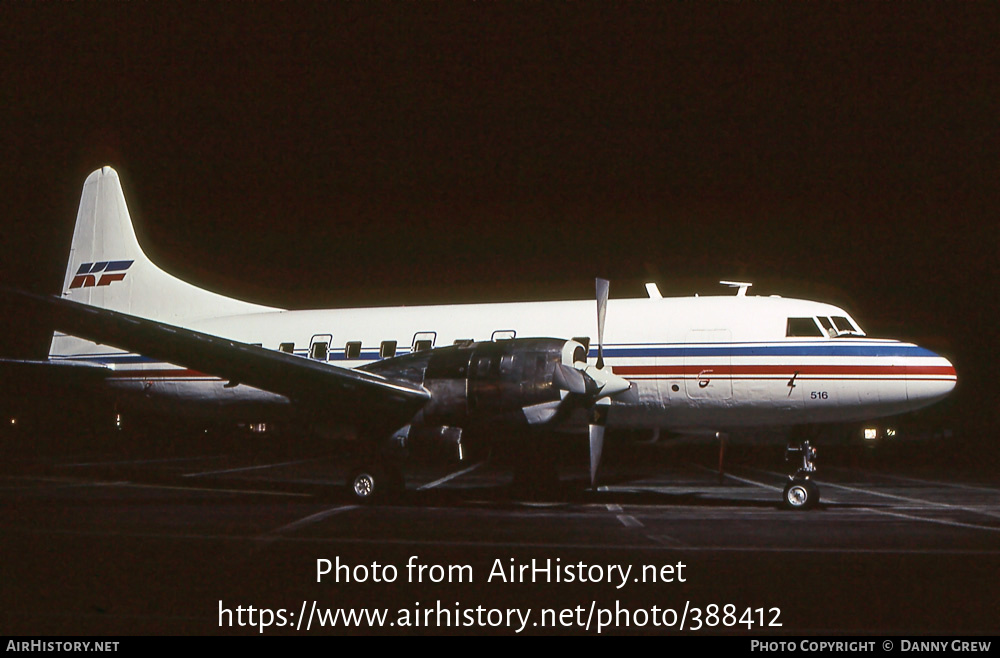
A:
553,362,588,395
589,422,604,488
588,398,611,487
596,278,609,369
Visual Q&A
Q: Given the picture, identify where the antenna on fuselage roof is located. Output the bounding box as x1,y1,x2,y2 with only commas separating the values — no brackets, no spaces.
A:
720,281,753,297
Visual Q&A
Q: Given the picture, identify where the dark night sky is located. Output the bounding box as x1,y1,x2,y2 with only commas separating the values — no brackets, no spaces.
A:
0,4,996,432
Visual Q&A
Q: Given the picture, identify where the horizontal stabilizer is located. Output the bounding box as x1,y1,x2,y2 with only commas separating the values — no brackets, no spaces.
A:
0,358,110,394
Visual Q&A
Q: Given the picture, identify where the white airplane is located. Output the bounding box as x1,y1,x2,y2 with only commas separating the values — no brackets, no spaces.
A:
7,167,957,509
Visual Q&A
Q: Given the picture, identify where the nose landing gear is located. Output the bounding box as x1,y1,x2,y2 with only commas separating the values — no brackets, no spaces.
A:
783,440,820,510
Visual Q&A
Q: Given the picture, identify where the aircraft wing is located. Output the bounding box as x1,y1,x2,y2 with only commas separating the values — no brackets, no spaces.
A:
2,288,430,435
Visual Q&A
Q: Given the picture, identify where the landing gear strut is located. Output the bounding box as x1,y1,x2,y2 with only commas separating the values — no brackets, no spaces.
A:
782,440,820,510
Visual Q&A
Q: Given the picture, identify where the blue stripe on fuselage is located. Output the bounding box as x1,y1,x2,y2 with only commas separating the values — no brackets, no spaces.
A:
594,344,936,358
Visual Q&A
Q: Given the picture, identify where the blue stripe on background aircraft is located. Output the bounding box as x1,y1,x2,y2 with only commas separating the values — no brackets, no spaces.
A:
3,167,956,509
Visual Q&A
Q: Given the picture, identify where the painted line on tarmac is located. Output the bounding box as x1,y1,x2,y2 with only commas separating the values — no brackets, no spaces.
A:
605,504,644,528
708,469,785,493
417,462,485,490
182,459,313,478
0,476,130,491
112,482,312,497
827,466,1000,495
859,506,1000,534
760,469,1000,522
691,464,796,495
0,475,312,497
617,514,644,528
59,455,226,467
269,505,361,535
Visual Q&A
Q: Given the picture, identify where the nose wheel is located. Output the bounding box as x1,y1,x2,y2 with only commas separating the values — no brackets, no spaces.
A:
783,440,820,510
782,477,819,510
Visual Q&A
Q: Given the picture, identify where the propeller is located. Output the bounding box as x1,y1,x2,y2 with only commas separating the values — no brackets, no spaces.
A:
551,278,630,488
588,277,607,487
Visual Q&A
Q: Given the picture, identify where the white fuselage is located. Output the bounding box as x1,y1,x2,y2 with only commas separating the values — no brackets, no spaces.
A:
50,292,957,432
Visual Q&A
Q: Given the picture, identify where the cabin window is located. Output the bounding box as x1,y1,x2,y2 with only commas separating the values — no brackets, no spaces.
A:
786,317,823,337
380,340,397,358
278,342,294,354
475,356,492,377
345,341,362,359
310,342,329,360
412,332,436,352
491,330,516,341
817,316,837,337
500,353,516,375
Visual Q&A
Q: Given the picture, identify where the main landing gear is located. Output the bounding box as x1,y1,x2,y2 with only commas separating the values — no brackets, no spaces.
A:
782,440,820,510
347,459,404,504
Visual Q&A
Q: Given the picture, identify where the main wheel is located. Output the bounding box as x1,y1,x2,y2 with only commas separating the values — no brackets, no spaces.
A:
348,464,385,503
782,478,819,510
347,463,404,504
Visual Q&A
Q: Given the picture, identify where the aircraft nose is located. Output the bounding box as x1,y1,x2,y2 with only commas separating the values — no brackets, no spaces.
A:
907,348,957,408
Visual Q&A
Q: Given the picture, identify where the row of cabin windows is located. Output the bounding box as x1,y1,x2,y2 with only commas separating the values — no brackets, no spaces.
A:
272,334,505,361
279,340,399,359
279,340,408,359
269,330,580,361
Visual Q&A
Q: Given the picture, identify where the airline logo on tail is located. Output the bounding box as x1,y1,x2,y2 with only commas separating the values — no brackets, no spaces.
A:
69,260,134,289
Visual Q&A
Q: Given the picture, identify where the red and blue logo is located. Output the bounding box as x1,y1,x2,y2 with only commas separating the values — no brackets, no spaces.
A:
69,260,134,289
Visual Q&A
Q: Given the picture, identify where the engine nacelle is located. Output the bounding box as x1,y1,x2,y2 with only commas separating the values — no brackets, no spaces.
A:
363,338,583,430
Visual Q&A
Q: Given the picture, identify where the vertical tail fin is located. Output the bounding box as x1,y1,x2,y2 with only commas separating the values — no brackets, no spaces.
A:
58,166,278,325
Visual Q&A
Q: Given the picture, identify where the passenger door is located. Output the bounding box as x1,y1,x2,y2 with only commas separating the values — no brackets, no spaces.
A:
684,329,733,402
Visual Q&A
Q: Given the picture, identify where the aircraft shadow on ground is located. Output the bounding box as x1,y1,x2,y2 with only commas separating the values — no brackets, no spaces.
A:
311,475,789,510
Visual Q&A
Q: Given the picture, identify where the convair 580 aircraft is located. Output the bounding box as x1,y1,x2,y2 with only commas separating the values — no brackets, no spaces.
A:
8,167,956,509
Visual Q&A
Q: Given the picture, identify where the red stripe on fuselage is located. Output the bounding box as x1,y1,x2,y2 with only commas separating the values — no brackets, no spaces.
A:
107,369,217,380
614,365,956,377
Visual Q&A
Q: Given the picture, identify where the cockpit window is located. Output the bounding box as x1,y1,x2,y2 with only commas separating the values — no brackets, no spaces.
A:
786,317,823,337
832,316,861,335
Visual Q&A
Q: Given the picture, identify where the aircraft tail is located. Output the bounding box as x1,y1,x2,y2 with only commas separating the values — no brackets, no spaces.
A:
56,166,278,330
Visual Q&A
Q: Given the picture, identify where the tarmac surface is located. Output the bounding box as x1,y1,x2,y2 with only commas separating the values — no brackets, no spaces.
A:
1,431,998,635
